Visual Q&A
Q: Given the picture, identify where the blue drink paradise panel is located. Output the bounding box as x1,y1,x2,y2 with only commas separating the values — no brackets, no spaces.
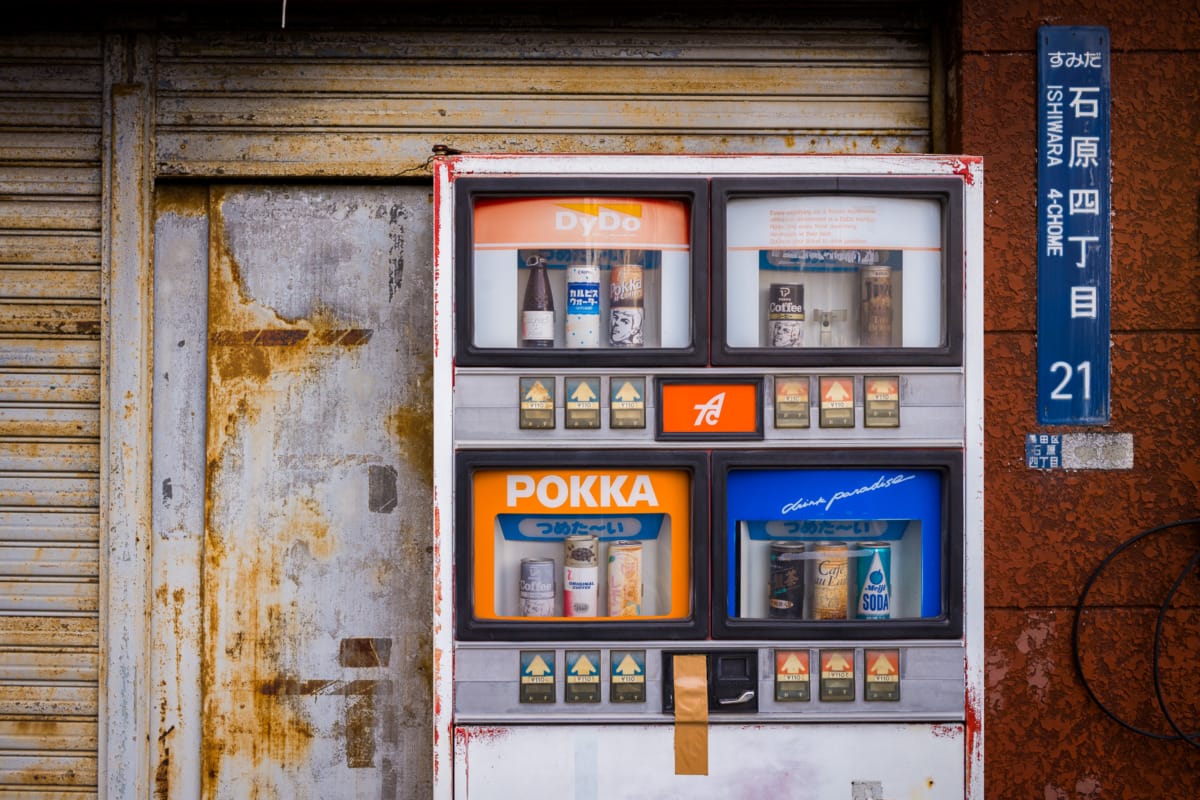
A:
725,468,943,619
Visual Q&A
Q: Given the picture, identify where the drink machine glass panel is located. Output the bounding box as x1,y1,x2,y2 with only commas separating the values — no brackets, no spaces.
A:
456,451,709,641
712,451,963,640
454,178,709,366
711,177,964,366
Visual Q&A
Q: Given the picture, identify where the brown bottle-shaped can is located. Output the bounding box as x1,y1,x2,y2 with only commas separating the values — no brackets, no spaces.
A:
521,255,555,348
859,265,892,347
609,263,644,347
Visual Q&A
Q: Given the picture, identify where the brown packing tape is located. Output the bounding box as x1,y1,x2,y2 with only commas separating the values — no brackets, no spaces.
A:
673,654,709,776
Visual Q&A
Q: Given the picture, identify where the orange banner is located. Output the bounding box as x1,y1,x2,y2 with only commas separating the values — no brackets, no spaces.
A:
474,196,690,249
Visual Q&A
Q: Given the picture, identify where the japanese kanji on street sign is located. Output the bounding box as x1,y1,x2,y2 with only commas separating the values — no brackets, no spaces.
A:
1037,26,1111,424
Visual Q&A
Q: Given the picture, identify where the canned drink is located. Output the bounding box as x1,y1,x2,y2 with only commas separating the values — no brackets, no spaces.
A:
564,534,599,617
768,283,805,347
519,557,556,617
607,541,643,616
566,264,601,348
768,541,806,618
808,542,849,620
609,263,645,347
860,266,893,347
854,542,892,620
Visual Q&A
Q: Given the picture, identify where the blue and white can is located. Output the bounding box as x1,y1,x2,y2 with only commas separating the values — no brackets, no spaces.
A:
565,264,601,348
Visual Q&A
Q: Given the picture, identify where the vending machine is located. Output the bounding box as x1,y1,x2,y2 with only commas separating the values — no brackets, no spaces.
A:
431,154,984,799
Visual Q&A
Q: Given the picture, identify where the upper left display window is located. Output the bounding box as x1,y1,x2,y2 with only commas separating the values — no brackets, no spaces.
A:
454,177,709,366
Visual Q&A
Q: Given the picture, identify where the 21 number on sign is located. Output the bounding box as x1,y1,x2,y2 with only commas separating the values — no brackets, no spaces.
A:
1048,360,1092,402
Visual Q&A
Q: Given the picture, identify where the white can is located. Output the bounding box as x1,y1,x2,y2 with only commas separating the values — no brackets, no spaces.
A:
564,534,599,617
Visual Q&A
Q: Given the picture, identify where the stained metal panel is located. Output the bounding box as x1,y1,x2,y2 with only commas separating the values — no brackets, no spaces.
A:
0,34,102,796
193,186,433,798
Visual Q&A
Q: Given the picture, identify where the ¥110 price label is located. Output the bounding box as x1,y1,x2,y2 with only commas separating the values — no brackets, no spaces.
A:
1036,26,1111,424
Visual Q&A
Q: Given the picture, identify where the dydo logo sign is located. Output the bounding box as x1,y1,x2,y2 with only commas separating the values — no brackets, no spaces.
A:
554,202,643,236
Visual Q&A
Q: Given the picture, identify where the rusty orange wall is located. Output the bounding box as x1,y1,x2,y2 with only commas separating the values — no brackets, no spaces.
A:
953,0,1200,795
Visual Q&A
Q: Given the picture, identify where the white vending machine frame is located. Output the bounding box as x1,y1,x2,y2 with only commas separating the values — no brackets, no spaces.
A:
431,154,984,799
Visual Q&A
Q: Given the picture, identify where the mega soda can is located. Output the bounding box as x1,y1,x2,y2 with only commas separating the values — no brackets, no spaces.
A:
854,542,892,620
768,283,805,347
607,541,643,616
565,264,601,348
808,542,849,620
608,263,645,347
768,541,806,618
519,557,556,617
563,534,599,617
859,265,893,347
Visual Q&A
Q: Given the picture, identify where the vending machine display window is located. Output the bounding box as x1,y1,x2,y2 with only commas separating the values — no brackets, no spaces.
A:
454,178,708,366
455,450,709,641
711,177,964,366
712,451,963,640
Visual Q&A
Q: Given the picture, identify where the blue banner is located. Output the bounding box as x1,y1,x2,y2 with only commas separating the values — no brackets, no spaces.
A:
1037,26,1111,424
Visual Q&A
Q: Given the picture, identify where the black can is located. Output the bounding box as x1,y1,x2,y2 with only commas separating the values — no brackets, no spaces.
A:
768,542,806,618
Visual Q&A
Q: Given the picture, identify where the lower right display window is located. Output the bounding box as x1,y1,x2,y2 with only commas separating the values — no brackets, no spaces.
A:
712,450,963,640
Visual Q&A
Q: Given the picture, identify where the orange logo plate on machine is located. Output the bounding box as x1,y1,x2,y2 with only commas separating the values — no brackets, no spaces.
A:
657,379,762,438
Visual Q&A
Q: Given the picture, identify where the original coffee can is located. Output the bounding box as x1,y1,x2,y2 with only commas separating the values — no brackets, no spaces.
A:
607,540,643,616
768,541,806,618
808,542,849,620
564,534,599,617
854,542,892,620
768,283,805,347
566,264,601,348
860,265,893,347
519,557,556,617
609,263,645,347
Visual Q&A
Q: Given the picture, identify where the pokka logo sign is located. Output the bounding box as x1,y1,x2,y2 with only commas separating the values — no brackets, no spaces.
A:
553,202,644,236
506,473,659,509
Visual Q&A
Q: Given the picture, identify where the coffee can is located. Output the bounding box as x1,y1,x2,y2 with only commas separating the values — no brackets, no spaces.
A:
519,557,556,617
860,266,893,347
808,542,849,620
768,541,806,618
768,283,805,347
854,542,892,620
564,534,599,617
609,263,645,347
566,264,601,348
607,540,643,616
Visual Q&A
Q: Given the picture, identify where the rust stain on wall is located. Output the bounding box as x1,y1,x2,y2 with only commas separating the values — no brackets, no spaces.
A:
387,362,433,486
201,187,372,794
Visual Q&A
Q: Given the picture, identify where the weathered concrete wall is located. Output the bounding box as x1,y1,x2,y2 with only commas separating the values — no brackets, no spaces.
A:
954,0,1200,795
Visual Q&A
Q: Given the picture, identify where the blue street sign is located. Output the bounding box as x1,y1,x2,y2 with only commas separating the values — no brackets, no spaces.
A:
1037,26,1111,424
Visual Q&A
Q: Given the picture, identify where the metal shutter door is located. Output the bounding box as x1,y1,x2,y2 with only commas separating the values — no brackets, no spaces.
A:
0,33,102,797
154,8,934,177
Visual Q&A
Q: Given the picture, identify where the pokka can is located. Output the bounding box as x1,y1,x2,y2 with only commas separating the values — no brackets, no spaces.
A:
859,265,893,347
854,542,892,620
566,264,601,348
519,557,556,617
768,541,807,618
564,534,599,617
768,283,805,347
609,263,645,347
607,540,643,616
808,542,849,620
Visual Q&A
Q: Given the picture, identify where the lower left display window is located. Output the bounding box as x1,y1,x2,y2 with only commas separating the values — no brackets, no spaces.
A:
455,450,709,641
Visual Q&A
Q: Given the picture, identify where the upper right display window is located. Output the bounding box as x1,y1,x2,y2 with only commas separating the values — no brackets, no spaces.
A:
712,177,964,366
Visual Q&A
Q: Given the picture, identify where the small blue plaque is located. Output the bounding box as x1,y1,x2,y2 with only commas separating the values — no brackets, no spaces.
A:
1025,433,1063,469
